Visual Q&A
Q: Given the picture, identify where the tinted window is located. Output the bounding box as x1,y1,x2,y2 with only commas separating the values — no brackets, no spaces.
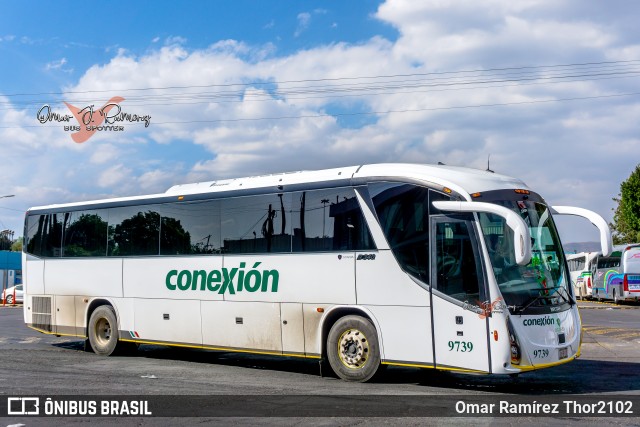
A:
370,183,430,282
597,257,621,269
222,193,292,254
108,206,160,256
433,217,483,302
291,187,375,252
62,210,108,257
568,257,585,271
157,200,221,255
25,214,44,256
25,214,62,257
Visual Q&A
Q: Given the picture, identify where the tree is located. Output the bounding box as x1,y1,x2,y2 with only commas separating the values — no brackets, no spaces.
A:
110,211,162,256
64,213,108,256
611,164,640,244
11,237,23,252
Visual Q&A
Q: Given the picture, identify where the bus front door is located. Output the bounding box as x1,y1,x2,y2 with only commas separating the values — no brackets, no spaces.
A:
430,216,490,373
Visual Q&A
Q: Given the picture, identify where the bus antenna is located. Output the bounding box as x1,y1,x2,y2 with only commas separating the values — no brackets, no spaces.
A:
486,155,494,173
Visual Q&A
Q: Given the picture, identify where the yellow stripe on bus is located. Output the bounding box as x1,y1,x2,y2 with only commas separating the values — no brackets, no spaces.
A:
516,356,577,371
27,325,85,338
381,361,487,374
120,338,321,359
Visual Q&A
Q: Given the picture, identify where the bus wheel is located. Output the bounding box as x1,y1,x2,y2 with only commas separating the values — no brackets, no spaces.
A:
327,315,380,382
88,306,119,356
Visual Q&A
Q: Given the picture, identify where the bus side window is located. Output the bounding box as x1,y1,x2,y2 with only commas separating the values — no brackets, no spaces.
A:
25,214,45,257
157,200,221,255
26,214,63,257
291,187,375,252
369,183,430,283
577,257,585,270
108,206,161,256
221,193,292,254
62,210,109,257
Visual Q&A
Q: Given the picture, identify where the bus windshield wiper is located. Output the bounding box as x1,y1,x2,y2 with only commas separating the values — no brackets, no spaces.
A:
514,290,556,314
545,284,574,305
555,286,575,306
514,285,573,314
514,294,545,314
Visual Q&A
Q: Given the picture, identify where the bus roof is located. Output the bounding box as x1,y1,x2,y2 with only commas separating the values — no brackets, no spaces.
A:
28,163,529,212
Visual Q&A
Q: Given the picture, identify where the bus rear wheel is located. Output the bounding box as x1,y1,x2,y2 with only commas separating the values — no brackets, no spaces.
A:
88,306,120,356
327,315,380,382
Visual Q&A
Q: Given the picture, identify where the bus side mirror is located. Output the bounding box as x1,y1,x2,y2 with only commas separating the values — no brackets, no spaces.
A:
432,201,532,266
550,206,613,257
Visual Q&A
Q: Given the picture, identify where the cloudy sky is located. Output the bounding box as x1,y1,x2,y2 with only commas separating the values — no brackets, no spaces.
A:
0,0,639,244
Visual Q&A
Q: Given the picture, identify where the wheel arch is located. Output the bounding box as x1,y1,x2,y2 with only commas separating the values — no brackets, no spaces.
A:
318,305,384,360
84,298,118,338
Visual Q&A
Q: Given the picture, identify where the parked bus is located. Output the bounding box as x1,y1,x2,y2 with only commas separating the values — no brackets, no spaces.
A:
566,252,599,299
592,244,640,303
22,163,612,381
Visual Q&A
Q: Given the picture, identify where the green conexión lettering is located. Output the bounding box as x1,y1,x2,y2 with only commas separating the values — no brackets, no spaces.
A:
522,316,561,327
164,262,279,295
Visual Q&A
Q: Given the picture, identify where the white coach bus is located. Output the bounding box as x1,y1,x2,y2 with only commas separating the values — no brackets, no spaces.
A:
22,163,612,381
566,252,599,299
591,244,640,303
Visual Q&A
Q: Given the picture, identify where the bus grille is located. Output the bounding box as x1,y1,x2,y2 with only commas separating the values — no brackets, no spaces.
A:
32,296,52,332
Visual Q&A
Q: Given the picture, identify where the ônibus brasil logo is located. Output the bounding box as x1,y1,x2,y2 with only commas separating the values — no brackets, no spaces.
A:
165,262,279,295
37,96,151,143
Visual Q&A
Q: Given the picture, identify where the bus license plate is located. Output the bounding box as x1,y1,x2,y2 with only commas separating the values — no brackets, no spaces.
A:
559,347,568,360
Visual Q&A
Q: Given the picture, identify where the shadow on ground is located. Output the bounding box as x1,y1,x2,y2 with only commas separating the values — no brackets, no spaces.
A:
53,340,640,395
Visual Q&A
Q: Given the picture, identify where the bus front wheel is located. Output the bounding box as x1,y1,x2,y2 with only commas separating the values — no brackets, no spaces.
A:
327,315,381,382
88,306,119,356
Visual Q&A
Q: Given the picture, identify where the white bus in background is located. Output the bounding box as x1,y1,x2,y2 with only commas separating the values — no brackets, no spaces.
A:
22,163,612,382
566,252,599,299
592,244,640,303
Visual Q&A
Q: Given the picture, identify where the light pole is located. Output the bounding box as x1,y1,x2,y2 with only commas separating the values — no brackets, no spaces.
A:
321,199,330,238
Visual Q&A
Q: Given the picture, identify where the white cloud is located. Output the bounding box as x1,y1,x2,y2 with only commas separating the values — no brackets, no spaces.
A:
98,164,132,188
45,58,73,73
165,36,187,46
295,13,311,38
89,144,120,164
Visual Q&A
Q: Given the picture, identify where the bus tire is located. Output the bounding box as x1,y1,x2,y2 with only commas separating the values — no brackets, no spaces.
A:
327,315,380,382
88,305,119,356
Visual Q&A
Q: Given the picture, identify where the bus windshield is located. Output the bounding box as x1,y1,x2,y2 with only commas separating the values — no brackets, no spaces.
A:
478,197,572,314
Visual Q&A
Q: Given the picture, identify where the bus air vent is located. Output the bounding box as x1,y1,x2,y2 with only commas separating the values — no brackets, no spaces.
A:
32,296,52,332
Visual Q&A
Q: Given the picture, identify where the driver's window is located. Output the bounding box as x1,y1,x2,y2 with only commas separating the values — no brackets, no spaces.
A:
432,219,482,302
